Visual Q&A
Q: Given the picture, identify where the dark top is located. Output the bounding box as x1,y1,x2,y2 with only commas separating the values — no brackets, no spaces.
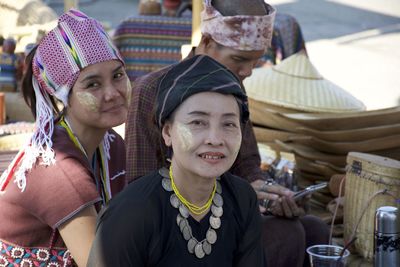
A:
88,171,264,267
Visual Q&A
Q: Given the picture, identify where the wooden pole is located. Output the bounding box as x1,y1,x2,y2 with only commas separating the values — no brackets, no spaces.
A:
191,0,203,46
64,0,79,12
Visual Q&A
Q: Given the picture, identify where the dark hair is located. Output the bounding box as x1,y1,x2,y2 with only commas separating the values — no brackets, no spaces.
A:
212,0,268,16
22,46,61,119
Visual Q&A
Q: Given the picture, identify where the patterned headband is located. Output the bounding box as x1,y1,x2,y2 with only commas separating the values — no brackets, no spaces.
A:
200,0,276,51
0,9,123,192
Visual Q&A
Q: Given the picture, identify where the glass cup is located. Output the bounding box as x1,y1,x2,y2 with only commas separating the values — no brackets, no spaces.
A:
306,245,350,267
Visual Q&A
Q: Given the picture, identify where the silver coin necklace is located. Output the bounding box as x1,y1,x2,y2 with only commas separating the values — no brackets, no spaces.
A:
160,168,223,259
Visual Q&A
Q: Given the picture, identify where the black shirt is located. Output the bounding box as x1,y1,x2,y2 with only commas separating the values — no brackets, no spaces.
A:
88,170,264,267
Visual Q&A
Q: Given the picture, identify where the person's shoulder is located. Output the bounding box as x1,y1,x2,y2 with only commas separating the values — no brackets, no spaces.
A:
133,65,174,92
223,172,255,193
100,170,162,225
109,170,161,206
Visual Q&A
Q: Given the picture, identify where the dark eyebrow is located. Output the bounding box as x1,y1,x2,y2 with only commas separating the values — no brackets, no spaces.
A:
187,111,239,118
222,113,239,118
187,111,209,116
80,64,123,83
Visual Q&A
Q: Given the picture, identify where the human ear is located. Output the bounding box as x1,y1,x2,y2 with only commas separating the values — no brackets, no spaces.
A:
200,34,213,50
161,122,173,147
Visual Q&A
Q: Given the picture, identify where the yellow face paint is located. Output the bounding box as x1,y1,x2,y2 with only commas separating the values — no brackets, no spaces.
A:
176,123,194,151
76,92,99,112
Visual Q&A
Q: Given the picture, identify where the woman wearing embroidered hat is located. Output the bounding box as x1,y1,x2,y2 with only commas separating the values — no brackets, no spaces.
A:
0,9,129,267
88,55,264,266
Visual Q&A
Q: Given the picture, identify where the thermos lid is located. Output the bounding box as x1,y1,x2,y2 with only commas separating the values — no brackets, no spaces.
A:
375,206,400,234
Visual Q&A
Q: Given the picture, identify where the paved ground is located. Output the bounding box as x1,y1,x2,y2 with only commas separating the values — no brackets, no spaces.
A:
49,0,400,110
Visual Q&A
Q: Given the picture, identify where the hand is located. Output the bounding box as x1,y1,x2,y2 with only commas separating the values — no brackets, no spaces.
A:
268,195,306,219
251,179,291,213
251,179,306,218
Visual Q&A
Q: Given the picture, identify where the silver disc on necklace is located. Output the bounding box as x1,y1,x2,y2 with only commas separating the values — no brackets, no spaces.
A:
194,243,205,259
209,215,221,229
176,214,184,226
170,194,180,208
162,178,172,191
179,204,189,218
187,238,197,254
202,241,212,255
206,228,217,244
159,167,170,178
216,181,222,194
179,218,188,232
182,225,192,241
212,193,223,207
211,205,223,217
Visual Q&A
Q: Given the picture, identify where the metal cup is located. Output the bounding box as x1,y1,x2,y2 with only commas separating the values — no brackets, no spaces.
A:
374,206,400,267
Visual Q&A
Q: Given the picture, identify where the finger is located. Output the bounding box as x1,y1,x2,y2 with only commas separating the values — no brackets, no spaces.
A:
280,197,294,218
256,191,280,201
295,193,311,207
259,204,267,213
286,197,302,217
270,199,284,217
266,184,293,197
251,179,268,192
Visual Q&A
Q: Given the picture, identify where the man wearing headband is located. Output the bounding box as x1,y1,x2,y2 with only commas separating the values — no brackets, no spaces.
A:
125,0,328,266
0,10,129,266
89,55,264,266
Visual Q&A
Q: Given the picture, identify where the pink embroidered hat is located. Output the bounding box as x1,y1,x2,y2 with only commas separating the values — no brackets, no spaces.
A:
200,0,276,51
0,9,123,192
33,9,123,105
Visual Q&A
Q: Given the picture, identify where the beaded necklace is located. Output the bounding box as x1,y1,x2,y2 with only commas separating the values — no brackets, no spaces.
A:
58,116,111,205
160,167,223,258
169,165,216,215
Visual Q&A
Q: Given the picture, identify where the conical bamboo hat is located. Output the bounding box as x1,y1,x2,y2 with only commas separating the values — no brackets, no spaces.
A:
243,52,366,113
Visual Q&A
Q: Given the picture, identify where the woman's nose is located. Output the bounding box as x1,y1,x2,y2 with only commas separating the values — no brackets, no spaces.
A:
104,84,120,101
205,127,224,146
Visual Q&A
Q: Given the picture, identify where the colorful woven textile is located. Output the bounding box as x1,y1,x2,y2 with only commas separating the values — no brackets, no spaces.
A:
113,15,192,82
113,13,306,81
0,239,75,267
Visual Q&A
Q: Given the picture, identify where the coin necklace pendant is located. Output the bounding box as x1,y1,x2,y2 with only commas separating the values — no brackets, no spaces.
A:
160,169,223,259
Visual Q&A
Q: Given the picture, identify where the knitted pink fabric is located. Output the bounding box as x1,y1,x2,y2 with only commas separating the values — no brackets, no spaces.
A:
33,9,123,105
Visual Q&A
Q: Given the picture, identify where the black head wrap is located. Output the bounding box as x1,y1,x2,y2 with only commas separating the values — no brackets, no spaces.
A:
156,55,249,128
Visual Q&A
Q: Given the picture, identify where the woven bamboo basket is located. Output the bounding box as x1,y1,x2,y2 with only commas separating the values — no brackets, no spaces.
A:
343,152,400,260
0,133,30,151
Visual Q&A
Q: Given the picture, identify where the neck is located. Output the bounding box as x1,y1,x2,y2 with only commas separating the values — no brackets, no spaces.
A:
64,115,107,159
171,162,215,207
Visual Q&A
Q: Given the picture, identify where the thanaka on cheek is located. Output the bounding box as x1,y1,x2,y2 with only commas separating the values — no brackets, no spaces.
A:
76,92,99,112
176,123,194,151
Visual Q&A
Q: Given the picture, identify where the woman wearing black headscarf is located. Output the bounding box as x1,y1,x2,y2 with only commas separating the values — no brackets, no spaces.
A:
88,55,263,266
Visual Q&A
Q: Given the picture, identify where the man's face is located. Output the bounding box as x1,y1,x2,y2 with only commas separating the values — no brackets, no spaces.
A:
3,39,16,54
204,39,265,82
